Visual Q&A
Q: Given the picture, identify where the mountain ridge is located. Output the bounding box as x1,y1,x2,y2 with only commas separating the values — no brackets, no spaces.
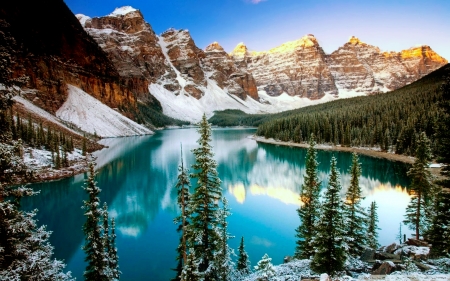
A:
76,6,447,122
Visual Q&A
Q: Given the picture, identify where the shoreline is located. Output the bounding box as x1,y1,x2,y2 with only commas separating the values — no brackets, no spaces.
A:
251,135,416,164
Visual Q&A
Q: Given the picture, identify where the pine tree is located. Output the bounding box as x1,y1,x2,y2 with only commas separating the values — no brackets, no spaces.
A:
343,152,367,256
236,237,251,275
173,145,191,281
82,135,87,156
0,90,72,281
0,183,74,280
295,134,321,259
403,132,434,239
55,139,61,169
103,203,112,279
396,223,403,244
82,161,108,281
367,201,380,249
214,197,235,281
311,156,347,276
109,218,121,280
188,113,222,280
425,191,450,256
182,249,201,281
254,254,275,279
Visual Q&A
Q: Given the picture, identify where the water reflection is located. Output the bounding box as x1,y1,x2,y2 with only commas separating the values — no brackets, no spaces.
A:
21,128,412,281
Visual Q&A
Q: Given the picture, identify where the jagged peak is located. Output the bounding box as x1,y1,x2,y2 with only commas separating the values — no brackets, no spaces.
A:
205,41,225,52
348,36,364,45
75,14,91,27
108,6,139,17
230,42,248,56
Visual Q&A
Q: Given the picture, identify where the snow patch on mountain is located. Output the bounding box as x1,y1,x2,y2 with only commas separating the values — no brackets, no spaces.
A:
12,96,82,136
108,6,137,17
150,81,344,123
75,14,91,27
56,85,153,137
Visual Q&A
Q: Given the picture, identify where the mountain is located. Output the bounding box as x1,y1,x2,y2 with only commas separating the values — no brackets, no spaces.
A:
78,6,447,122
0,0,155,137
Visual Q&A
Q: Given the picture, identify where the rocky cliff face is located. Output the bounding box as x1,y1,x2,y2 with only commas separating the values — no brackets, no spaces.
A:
77,6,447,122
326,36,448,94
0,0,148,115
78,7,179,99
230,35,338,99
79,8,259,102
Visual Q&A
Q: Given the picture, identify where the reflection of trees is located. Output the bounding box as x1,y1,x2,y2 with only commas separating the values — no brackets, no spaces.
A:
222,141,411,204
20,128,412,271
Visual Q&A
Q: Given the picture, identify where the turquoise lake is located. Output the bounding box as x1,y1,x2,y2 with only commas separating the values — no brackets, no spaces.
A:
21,128,412,280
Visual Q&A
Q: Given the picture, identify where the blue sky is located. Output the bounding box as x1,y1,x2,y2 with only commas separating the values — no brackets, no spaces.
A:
65,0,450,60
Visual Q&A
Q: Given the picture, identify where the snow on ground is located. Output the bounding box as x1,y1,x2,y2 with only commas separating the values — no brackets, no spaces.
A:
12,96,82,136
22,146,89,182
56,85,153,138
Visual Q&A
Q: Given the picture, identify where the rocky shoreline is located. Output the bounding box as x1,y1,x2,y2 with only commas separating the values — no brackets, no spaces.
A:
251,135,416,164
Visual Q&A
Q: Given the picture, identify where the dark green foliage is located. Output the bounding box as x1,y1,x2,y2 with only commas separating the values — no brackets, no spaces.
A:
344,153,368,256
208,110,269,127
367,201,380,249
434,75,450,187
237,237,251,275
82,135,87,156
403,132,434,239
189,114,222,280
295,134,321,259
127,100,189,128
109,218,120,280
173,146,191,281
255,65,450,156
311,157,347,275
82,162,107,281
426,191,450,256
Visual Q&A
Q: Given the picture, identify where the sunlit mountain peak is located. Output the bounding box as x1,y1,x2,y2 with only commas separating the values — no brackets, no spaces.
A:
348,35,364,45
205,41,225,52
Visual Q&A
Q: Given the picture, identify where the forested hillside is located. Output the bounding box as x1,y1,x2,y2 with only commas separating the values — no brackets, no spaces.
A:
255,64,450,156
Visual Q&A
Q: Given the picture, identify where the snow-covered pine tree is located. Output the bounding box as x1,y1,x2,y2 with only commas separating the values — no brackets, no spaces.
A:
403,132,434,239
395,222,403,244
214,197,235,281
173,145,191,281
311,156,347,276
254,253,275,279
0,183,74,280
182,248,201,281
189,113,222,280
102,202,113,280
295,134,321,259
109,218,121,280
343,152,367,257
82,161,108,281
425,191,450,256
367,201,380,249
236,236,251,275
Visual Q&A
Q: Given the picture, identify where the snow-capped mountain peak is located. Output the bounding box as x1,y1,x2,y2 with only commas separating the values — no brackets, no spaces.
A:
108,6,138,17
75,14,91,27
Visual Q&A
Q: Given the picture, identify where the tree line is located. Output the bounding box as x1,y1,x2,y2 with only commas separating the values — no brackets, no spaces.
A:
294,135,380,275
256,65,450,156
1,91,121,280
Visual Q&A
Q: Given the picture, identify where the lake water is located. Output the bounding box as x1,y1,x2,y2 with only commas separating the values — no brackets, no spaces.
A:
22,128,412,280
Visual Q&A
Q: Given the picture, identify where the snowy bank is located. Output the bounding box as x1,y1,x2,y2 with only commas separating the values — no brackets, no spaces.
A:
56,85,153,138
